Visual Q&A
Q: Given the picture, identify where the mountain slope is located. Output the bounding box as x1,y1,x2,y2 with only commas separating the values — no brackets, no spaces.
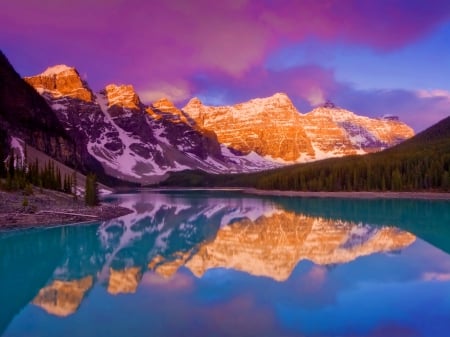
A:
0,52,78,167
160,116,450,191
183,96,414,162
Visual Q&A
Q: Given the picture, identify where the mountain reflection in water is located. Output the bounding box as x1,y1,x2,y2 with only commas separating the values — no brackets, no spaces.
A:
2,191,416,319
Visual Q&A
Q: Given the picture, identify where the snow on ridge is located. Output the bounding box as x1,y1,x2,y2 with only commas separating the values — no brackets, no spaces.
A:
41,65,74,76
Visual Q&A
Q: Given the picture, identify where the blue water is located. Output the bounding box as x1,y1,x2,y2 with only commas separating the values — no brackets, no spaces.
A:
1,190,450,337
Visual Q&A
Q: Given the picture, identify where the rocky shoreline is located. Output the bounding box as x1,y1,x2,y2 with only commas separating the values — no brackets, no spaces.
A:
0,189,133,231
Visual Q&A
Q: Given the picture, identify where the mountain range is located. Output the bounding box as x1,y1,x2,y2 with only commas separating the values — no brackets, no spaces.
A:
1,51,414,184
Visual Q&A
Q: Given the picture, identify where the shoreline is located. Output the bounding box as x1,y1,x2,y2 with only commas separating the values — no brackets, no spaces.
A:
0,189,133,232
243,188,450,200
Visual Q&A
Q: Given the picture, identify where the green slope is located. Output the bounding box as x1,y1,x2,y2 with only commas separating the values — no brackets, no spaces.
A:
160,116,450,191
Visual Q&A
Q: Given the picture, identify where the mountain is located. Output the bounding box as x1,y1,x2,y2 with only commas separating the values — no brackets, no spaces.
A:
160,116,450,191
0,53,132,186
0,53,78,167
24,66,277,184
183,96,414,162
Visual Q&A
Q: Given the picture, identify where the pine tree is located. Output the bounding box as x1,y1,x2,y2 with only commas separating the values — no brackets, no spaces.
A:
72,171,78,200
0,152,6,178
8,150,15,178
85,173,99,206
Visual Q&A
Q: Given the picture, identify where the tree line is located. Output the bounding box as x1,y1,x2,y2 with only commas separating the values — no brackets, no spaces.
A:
0,145,99,206
253,152,450,192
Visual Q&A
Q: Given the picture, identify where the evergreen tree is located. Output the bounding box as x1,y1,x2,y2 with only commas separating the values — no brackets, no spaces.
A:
8,150,15,178
85,173,99,206
0,153,6,178
72,171,78,200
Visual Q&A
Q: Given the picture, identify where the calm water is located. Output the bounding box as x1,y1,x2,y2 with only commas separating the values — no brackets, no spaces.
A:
1,190,450,337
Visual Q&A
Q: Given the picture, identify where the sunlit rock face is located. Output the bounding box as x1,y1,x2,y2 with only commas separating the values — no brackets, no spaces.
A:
183,97,414,162
24,65,93,102
183,93,315,161
150,98,191,124
304,104,415,157
156,211,415,281
108,267,142,295
32,276,93,317
104,84,141,110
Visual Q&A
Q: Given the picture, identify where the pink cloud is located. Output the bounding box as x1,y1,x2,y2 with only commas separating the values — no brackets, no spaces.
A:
257,0,450,50
2,0,449,93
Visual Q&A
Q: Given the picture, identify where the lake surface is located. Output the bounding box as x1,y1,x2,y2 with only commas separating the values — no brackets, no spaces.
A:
1,190,450,337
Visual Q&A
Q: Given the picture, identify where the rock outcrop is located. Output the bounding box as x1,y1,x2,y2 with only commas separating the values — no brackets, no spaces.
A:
104,84,141,111
24,65,93,102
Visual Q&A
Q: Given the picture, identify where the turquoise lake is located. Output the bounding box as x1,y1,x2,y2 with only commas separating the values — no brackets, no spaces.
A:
1,190,450,337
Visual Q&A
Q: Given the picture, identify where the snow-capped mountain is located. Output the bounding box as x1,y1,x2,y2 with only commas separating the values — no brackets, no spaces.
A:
183,97,415,162
24,64,414,183
25,66,278,183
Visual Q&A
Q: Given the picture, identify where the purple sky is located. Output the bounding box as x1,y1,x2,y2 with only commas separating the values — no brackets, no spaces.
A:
1,0,450,131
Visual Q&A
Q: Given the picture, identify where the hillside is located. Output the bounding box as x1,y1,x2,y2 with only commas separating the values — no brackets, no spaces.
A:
159,116,450,192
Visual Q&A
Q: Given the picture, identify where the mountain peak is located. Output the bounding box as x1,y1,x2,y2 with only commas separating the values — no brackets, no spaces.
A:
25,65,93,102
308,102,355,121
150,97,189,123
321,100,337,109
41,64,76,77
104,84,140,110
152,97,177,110
186,97,203,107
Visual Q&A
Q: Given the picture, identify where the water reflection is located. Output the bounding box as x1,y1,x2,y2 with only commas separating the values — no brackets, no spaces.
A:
1,191,449,337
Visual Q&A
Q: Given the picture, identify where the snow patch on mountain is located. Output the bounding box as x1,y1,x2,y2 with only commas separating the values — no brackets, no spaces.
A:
41,64,74,76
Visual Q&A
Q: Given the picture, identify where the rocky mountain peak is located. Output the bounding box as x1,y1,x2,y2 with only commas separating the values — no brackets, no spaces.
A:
184,97,203,109
232,92,297,114
104,84,141,110
149,97,192,125
25,64,93,102
308,103,356,122
41,64,76,76
152,97,178,112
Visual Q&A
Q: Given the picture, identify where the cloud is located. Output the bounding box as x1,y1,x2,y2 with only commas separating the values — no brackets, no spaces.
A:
139,81,192,103
2,0,450,87
417,89,450,100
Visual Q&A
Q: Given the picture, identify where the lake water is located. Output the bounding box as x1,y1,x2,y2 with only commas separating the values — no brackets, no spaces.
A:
1,190,450,337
